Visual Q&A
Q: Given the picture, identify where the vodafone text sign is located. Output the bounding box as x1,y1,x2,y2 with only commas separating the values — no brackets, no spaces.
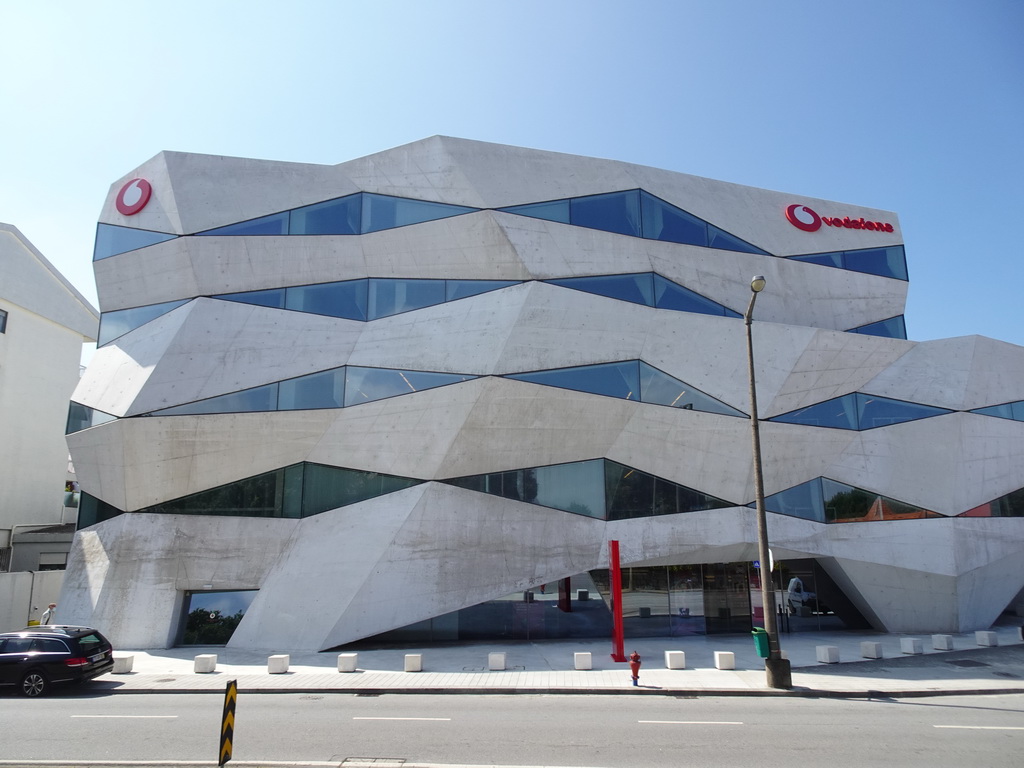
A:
785,204,893,234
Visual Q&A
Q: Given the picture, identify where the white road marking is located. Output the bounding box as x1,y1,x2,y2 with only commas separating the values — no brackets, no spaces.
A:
934,725,1024,730
71,715,178,719
638,720,743,725
353,716,452,721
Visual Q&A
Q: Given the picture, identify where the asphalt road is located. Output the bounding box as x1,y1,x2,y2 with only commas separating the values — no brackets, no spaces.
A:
1,691,1022,767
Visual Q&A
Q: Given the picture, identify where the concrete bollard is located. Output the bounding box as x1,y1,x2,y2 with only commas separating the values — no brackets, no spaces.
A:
574,652,592,670
488,652,506,671
714,651,734,670
860,642,883,659
268,654,289,674
816,645,840,664
404,653,423,672
194,654,218,673
664,650,686,669
112,655,134,674
932,634,954,651
900,638,923,655
337,653,358,672
975,630,998,647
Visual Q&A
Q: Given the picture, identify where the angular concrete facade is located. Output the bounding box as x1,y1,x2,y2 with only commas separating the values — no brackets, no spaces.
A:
61,138,1024,650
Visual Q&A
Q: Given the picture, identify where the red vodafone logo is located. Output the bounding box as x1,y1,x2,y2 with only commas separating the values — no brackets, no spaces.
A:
785,203,893,234
115,179,152,216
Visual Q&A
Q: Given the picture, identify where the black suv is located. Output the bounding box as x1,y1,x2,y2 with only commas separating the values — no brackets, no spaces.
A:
0,626,114,697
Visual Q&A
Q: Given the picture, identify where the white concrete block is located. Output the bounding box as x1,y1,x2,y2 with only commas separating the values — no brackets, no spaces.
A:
816,645,840,664
860,641,883,659
900,638,923,655
574,652,592,670
975,630,998,647
664,650,686,669
112,655,134,674
404,653,423,672
194,654,217,673
488,652,506,671
337,653,358,672
714,651,734,670
267,654,289,674
932,634,954,650
1018,626,1023,642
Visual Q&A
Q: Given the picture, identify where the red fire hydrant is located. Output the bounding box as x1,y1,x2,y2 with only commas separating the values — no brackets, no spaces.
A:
629,650,642,686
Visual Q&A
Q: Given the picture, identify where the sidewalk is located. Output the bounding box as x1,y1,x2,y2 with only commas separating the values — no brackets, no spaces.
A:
92,625,1024,698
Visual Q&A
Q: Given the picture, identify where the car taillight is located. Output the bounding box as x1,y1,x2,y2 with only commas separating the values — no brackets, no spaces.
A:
64,657,89,667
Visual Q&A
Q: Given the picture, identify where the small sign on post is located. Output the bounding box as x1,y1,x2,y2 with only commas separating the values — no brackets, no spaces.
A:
219,679,237,766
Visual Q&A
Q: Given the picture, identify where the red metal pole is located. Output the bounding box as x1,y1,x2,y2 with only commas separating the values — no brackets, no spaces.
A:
609,539,626,661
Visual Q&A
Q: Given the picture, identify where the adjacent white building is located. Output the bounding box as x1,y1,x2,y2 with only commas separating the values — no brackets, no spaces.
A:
59,138,1024,651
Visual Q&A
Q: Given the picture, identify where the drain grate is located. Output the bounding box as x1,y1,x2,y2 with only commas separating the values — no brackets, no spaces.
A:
944,659,990,668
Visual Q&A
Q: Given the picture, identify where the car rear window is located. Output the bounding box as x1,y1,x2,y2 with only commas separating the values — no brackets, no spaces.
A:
76,633,106,653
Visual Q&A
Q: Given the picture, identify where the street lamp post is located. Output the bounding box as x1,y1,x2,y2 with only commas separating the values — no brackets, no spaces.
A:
745,275,792,690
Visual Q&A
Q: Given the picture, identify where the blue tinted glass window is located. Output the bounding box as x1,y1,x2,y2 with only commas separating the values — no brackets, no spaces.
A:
856,393,950,429
361,194,475,233
278,368,346,410
638,362,745,416
676,484,733,513
848,315,907,339
707,225,767,255
770,394,858,429
569,190,641,237
286,280,368,320
843,246,908,281
66,403,117,434
155,383,279,415
507,361,640,400
148,467,289,518
367,278,445,319
0,308,5,333
213,288,286,309
94,223,176,261
971,401,1024,421
531,460,606,519
97,300,189,346
762,478,824,522
445,280,519,301
639,191,706,247
789,252,843,268
653,274,740,317
498,200,570,223
344,367,472,406
606,461,656,519
289,194,361,235
300,463,421,517
546,274,654,306
196,212,289,236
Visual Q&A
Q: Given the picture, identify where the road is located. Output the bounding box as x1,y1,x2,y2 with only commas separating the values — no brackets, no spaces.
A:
1,691,1022,767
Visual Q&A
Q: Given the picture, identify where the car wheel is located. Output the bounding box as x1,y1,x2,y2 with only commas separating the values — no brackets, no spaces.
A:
20,670,48,697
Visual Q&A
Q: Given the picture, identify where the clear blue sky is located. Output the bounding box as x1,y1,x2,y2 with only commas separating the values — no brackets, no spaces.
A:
2,1,1021,358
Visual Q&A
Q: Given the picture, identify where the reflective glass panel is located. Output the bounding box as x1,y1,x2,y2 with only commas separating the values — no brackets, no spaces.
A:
361,193,475,233
286,280,368,320
856,393,950,429
531,460,606,519
848,315,907,339
761,478,824,522
605,461,656,519
843,245,908,281
507,361,640,400
300,463,421,516
789,252,843,268
638,362,745,416
0,308,5,333
961,488,1024,517
770,394,858,429
823,478,937,522
446,279,519,301
676,485,734,514
569,190,641,237
77,492,123,529
278,368,346,410
66,403,117,434
196,212,289,236
546,274,654,306
155,383,279,415
344,367,473,406
213,288,286,309
498,200,571,223
367,278,446,318
653,274,740,317
94,223,176,260
640,191,706,247
148,467,289,517
180,590,257,645
971,401,1024,422
707,225,767,255
289,194,361,235
97,300,189,346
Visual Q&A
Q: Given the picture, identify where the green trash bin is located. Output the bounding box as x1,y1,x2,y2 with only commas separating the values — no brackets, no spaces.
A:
752,627,770,659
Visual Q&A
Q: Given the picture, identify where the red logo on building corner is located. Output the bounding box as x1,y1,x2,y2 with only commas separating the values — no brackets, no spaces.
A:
115,179,152,216
785,203,893,233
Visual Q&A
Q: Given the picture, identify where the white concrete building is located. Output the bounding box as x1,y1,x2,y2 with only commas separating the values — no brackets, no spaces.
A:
60,138,1024,651
0,224,98,573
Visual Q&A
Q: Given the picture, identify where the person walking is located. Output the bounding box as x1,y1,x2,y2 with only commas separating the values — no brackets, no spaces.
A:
628,650,642,686
40,603,57,625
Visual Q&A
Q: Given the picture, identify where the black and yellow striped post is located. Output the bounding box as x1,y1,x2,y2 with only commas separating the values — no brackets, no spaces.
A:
219,679,237,766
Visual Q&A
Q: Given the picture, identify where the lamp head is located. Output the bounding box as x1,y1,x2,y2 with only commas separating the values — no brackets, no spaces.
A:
750,275,766,293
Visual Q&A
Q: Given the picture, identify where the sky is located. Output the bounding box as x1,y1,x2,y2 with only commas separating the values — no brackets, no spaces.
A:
2,1,1022,362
